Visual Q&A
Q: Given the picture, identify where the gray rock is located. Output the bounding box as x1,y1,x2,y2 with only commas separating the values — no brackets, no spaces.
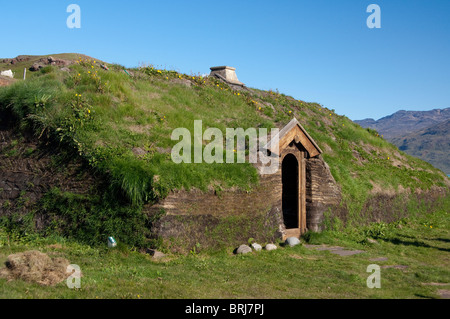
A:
251,243,262,251
366,238,378,244
265,244,277,251
156,147,172,154
30,63,44,72
285,237,301,247
132,147,147,156
370,257,388,262
330,249,365,256
60,67,70,72
152,251,166,259
236,245,252,255
146,248,166,259
45,56,71,67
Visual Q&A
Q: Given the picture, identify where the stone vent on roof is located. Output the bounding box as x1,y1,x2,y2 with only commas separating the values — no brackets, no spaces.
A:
210,66,245,88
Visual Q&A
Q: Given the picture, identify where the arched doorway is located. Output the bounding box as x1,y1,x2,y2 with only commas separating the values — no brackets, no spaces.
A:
282,154,299,230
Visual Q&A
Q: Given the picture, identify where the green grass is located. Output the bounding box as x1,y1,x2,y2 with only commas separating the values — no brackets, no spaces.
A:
0,206,448,299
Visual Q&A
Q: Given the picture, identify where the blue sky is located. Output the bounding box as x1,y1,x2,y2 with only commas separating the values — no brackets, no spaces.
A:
1,0,449,120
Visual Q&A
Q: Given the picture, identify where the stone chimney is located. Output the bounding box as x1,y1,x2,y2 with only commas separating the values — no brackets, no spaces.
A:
210,66,245,87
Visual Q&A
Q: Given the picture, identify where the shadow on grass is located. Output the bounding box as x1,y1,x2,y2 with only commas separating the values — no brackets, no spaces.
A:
432,238,450,244
414,294,437,299
380,236,450,253
399,234,450,243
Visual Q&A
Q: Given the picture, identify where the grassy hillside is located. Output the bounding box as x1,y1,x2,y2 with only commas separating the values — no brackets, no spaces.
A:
0,54,449,248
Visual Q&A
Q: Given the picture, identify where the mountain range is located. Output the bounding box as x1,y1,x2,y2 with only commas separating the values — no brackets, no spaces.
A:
355,108,450,174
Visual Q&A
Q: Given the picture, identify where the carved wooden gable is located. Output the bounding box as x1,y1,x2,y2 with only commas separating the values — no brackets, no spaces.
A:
265,118,322,158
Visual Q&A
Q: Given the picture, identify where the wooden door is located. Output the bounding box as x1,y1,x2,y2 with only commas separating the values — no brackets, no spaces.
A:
282,151,306,239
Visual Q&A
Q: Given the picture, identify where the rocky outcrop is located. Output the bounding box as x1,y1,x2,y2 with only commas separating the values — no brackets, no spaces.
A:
3,55,32,65
29,56,72,71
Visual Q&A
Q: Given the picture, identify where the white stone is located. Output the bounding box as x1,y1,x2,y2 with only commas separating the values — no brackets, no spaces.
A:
265,244,277,251
0,70,13,78
236,245,252,254
251,243,262,251
285,237,301,247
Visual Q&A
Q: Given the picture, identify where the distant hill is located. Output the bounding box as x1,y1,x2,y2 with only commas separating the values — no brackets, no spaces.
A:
0,53,100,80
355,108,450,174
355,108,450,139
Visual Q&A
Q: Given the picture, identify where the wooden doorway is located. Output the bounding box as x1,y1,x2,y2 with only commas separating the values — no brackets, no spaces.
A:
263,118,322,240
282,151,306,239
282,154,299,230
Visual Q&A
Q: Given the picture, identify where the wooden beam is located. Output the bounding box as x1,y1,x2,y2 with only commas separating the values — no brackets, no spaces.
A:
300,151,307,234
